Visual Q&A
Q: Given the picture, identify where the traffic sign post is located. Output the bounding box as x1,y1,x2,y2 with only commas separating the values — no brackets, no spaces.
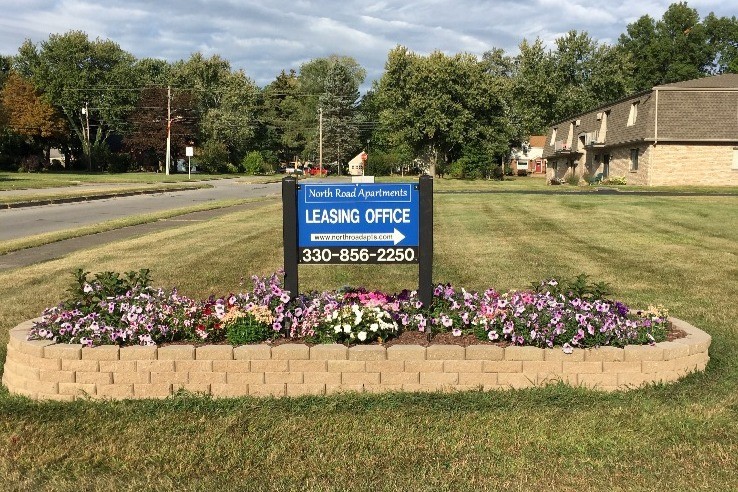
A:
282,176,433,305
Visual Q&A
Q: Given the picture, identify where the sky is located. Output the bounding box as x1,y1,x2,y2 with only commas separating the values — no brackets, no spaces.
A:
0,0,733,89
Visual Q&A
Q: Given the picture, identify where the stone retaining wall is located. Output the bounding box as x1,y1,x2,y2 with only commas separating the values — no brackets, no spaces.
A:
2,318,710,400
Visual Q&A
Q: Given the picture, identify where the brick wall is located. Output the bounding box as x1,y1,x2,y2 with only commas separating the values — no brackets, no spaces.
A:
649,143,738,186
2,318,710,400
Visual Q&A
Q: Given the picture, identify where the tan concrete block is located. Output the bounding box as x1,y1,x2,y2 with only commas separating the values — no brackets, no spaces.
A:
134,383,173,398
60,358,97,372
404,360,443,373
99,360,136,373
76,372,113,384
654,341,690,360
12,387,38,399
227,372,264,384
303,372,341,384
249,384,286,397
578,373,618,389
642,360,677,373
18,339,55,358
497,373,535,389
188,372,227,385
325,384,363,394
96,384,134,399
603,361,642,373
623,345,663,362
342,372,380,385
366,360,404,373
250,360,289,372
536,374,576,386
151,372,189,384
175,383,211,395
18,353,60,371
114,372,150,384
483,360,523,373
137,360,175,372
617,372,679,388
234,344,271,360
81,346,119,361
444,360,483,373
563,361,602,374
674,353,709,374
287,384,325,396
175,360,213,372
265,372,304,384
386,345,426,360
582,347,624,362
59,382,96,397
310,344,348,360
212,360,250,372
196,345,233,360
289,360,327,372
44,344,82,360
365,384,403,394
327,360,365,373
505,346,543,361
25,379,58,395
211,383,249,398
465,345,504,361
272,344,310,360
401,383,453,393
522,361,563,374
157,345,195,360
42,393,76,402
458,372,498,386
348,346,386,361
419,372,458,385
39,370,75,383
427,345,465,360
120,346,157,360
381,372,419,385
544,348,585,362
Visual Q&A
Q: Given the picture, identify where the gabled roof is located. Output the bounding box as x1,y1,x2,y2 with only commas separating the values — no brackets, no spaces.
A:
655,73,738,90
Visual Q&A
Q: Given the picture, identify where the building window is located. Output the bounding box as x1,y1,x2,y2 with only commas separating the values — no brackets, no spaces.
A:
603,154,610,177
630,149,639,171
550,128,557,146
627,102,639,126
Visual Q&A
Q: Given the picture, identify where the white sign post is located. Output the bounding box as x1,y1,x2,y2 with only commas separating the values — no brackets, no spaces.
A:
185,146,194,179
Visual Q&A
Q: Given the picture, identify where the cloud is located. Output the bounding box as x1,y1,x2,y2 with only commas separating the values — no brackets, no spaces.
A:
0,0,735,89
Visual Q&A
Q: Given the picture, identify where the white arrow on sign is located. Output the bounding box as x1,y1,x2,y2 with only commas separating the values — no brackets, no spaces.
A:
310,228,406,245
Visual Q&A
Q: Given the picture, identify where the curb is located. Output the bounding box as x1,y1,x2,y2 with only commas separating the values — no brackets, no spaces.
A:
2,185,208,209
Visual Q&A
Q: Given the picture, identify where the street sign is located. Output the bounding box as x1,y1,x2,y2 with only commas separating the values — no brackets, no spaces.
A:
297,183,419,264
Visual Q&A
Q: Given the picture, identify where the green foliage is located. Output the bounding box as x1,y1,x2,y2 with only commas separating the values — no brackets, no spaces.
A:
225,313,273,345
565,173,580,186
66,268,152,311
240,151,269,174
602,175,627,185
198,139,229,173
531,274,612,301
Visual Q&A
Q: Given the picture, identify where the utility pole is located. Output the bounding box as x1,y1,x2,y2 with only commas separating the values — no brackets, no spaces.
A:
165,85,171,175
83,102,91,171
318,108,323,175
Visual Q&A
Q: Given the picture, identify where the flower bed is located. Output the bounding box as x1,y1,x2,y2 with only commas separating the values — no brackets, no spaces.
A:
27,270,671,352
1,269,711,399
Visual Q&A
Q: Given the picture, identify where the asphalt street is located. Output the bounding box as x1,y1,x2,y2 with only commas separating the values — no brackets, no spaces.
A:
0,179,280,241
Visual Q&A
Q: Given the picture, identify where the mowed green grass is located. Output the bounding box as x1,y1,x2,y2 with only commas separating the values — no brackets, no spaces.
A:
1,191,737,491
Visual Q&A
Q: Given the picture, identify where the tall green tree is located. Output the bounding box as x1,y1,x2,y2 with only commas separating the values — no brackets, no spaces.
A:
14,31,138,170
319,62,361,165
705,13,738,73
258,69,306,163
618,2,715,90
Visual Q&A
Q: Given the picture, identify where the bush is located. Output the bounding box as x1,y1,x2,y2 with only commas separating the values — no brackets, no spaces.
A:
602,175,627,185
198,140,230,173
224,307,274,344
565,173,580,185
240,151,271,175
491,165,504,180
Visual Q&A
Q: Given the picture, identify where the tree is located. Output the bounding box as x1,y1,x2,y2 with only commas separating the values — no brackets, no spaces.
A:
124,86,197,170
0,72,68,159
618,2,715,90
375,47,508,176
14,31,138,170
319,62,361,165
705,13,738,73
259,69,308,163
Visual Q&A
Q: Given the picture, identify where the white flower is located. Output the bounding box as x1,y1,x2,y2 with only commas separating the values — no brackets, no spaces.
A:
357,331,367,342
343,324,351,333
370,323,379,332
334,325,342,333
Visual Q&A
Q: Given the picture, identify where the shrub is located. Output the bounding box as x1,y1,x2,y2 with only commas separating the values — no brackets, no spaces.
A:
240,151,270,175
565,173,580,186
198,140,229,173
224,306,274,344
602,175,627,185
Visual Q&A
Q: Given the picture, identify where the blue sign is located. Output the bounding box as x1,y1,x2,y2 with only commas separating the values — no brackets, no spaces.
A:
296,183,419,264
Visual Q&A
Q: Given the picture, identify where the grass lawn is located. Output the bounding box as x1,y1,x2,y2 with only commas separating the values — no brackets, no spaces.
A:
0,189,737,490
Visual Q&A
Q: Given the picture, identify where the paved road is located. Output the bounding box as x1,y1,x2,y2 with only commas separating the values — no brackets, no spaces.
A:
0,179,280,241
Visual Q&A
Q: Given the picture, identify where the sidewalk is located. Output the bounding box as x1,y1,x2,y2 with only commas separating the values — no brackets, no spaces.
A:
0,199,277,271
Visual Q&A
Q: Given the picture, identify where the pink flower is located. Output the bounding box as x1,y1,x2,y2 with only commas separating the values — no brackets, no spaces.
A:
452,328,462,337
